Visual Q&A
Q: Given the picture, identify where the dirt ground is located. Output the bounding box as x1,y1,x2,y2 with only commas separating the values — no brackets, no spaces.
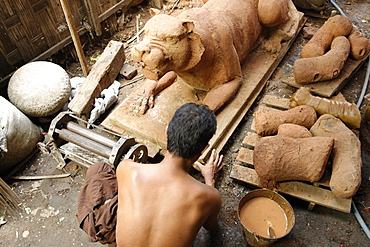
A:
1,0,370,246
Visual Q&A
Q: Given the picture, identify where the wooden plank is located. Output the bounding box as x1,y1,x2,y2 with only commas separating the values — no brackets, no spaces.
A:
68,40,126,117
230,164,263,186
242,131,259,147
277,182,351,213
230,164,352,213
236,147,254,165
261,94,290,109
282,56,368,98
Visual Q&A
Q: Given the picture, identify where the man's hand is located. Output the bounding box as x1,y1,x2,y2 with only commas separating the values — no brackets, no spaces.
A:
195,149,224,187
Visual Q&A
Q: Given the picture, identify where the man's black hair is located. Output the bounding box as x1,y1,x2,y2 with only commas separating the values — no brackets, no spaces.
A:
167,103,217,159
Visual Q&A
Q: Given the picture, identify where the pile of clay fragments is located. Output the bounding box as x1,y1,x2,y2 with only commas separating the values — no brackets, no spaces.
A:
252,14,370,200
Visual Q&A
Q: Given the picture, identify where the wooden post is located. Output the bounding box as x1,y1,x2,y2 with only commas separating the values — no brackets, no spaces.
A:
60,0,89,77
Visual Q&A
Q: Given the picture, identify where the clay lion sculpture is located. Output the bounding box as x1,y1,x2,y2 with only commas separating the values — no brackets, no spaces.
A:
130,0,300,114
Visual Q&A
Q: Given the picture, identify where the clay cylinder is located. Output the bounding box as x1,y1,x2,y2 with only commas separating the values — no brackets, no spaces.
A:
254,105,317,136
310,114,362,199
294,36,350,84
253,135,334,183
289,87,361,129
348,30,370,60
301,15,353,58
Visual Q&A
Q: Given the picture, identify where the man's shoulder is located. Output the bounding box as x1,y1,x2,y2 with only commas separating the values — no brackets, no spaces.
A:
116,159,140,176
191,178,221,201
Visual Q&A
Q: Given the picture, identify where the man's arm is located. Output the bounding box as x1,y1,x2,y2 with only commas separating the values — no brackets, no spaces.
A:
202,190,222,230
195,149,224,230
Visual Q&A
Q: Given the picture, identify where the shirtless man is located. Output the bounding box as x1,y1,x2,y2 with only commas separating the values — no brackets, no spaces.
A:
77,103,224,246
115,103,224,246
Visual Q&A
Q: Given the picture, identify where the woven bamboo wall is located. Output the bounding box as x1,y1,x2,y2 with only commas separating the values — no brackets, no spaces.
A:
0,0,131,82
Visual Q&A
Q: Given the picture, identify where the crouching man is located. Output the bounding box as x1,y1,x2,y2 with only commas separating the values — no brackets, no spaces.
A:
77,103,224,247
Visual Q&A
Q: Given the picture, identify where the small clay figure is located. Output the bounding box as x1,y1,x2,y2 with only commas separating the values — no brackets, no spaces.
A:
289,87,361,129
254,105,317,136
301,15,353,58
311,114,362,199
130,0,301,114
294,36,350,84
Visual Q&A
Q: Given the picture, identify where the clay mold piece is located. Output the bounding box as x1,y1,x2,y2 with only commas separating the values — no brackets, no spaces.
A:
253,135,334,183
294,36,350,84
290,87,361,129
253,105,317,136
310,114,362,199
277,123,313,138
300,15,353,58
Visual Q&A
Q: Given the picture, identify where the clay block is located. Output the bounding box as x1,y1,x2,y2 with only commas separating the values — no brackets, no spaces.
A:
253,105,317,136
277,123,312,138
253,135,333,183
310,114,362,199
120,64,138,80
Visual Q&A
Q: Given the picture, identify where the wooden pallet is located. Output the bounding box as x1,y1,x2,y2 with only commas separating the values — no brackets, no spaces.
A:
230,95,352,213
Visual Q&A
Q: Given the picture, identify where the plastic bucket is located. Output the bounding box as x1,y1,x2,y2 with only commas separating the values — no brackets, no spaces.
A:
237,189,295,247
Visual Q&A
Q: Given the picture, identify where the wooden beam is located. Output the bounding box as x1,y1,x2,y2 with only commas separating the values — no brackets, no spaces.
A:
60,0,89,77
68,40,126,118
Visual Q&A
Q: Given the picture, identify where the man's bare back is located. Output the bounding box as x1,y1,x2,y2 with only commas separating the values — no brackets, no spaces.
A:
115,149,223,247
77,103,224,246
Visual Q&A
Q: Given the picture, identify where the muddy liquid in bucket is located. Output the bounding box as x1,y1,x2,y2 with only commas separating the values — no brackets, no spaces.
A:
239,197,288,238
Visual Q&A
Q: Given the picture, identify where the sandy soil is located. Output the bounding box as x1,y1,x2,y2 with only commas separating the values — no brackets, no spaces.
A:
1,0,370,246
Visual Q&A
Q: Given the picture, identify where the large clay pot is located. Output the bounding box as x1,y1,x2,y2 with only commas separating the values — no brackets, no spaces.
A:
8,61,71,117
